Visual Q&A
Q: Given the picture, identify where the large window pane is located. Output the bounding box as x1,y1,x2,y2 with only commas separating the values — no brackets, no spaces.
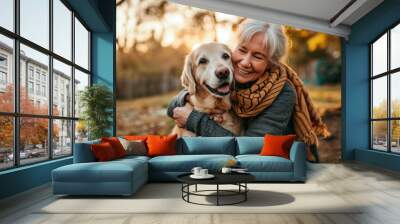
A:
53,119,72,158
74,69,89,118
391,120,400,153
0,116,13,170
391,72,400,118
20,117,49,165
372,121,388,151
372,77,387,119
53,59,72,117
372,33,387,76
20,44,49,115
74,18,89,70
0,0,14,31
391,24,400,70
20,0,49,49
0,35,14,112
75,120,88,143
53,0,72,60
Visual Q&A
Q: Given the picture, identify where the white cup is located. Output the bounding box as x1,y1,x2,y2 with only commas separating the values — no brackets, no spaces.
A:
221,167,232,174
191,167,202,176
200,169,208,176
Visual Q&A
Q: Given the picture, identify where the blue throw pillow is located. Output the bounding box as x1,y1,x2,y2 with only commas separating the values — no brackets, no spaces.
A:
236,137,264,155
176,137,235,155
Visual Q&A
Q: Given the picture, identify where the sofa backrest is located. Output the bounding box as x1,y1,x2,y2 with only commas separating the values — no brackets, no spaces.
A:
73,139,100,163
176,137,236,155
74,136,267,162
235,137,264,155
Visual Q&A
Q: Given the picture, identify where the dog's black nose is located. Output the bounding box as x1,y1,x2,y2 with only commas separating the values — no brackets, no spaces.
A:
215,67,229,79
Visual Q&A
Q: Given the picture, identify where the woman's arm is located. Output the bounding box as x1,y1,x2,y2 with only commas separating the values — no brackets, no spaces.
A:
186,110,235,136
166,90,189,118
244,83,296,136
166,90,234,136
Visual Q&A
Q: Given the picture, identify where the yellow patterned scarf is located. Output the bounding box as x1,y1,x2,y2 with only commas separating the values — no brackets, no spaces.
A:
231,63,330,146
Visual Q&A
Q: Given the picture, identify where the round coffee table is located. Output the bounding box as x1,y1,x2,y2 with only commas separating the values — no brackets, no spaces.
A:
177,173,255,206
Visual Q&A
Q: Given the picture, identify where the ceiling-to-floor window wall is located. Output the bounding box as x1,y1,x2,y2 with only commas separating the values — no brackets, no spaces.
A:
0,0,91,171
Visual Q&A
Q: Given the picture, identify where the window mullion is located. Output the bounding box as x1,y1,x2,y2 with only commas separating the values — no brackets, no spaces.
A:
370,45,373,149
388,29,391,152
49,0,53,160
13,0,20,167
71,10,76,155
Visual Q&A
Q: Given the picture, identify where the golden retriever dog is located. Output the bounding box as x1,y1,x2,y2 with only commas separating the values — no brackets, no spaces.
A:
172,42,241,137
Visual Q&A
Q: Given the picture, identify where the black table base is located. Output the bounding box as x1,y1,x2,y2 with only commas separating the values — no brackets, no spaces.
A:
181,183,249,206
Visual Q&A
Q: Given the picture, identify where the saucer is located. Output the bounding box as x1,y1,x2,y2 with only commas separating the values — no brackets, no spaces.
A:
190,174,215,179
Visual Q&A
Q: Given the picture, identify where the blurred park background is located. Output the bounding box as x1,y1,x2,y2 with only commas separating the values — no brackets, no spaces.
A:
116,0,342,162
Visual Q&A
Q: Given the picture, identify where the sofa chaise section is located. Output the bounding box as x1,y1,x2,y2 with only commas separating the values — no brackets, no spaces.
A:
52,142,149,196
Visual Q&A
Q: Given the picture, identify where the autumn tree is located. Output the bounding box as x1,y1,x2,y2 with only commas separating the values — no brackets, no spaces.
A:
0,85,14,149
0,84,59,151
285,28,341,84
371,99,400,144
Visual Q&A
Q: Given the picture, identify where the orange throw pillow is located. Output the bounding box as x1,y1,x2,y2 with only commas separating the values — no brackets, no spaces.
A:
146,134,177,157
260,134,296,159
101,137,127,158
91,142,117,161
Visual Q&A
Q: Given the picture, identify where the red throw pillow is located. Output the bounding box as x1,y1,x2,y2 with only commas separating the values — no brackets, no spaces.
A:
101,137,127,158
260,134,296,159
146,134,177,157
91,142,117,161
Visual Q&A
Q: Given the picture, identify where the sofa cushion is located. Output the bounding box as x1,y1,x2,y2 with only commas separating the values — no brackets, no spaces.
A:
236,137,263,155
148,154,235,172
176,137,235,155
115,155,150,163
91,142,118,161
73,139,100,163
124,135,148,141
236,155,293,172
147,135,177,157
52,158,147,183
260,134,296,159
119,138,147,156
101,137,127,158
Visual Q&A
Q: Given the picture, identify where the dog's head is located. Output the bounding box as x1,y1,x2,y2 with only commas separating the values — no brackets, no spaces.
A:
181,42,233,98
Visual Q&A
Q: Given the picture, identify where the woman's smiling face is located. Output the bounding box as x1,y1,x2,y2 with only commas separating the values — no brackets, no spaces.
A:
232,32,269,84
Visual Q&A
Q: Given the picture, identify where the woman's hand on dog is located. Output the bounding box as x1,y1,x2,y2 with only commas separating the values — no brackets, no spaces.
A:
173,103,194,128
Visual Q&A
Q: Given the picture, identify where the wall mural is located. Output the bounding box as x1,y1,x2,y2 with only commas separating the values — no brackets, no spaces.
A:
116,0,341,162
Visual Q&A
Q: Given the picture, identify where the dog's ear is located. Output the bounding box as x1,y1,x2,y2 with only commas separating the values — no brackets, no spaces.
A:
181,54,196,94
222,44,232,55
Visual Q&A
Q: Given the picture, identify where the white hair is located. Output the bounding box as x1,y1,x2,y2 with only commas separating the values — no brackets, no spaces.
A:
237,19,287,65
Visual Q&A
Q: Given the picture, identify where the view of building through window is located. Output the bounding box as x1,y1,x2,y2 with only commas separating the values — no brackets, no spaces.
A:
0,0,91,170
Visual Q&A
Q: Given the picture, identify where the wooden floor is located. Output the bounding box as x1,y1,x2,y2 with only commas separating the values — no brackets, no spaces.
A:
1,162,400,224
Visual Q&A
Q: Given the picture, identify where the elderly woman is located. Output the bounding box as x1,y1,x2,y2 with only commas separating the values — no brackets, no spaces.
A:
167,19,329,161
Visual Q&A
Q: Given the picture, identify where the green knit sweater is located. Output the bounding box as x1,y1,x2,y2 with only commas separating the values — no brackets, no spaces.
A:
167,82,296,137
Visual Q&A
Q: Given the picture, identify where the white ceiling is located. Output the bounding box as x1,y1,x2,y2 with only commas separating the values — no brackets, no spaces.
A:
171,0,384,38
226,0,352,23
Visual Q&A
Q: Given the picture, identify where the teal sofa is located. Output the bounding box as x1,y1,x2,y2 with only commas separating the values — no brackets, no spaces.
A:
52,137,306,196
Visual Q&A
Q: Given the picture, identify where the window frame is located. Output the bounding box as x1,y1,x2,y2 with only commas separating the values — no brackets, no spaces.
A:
370,20,400,154
0,53,7,88
0,0,92,171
